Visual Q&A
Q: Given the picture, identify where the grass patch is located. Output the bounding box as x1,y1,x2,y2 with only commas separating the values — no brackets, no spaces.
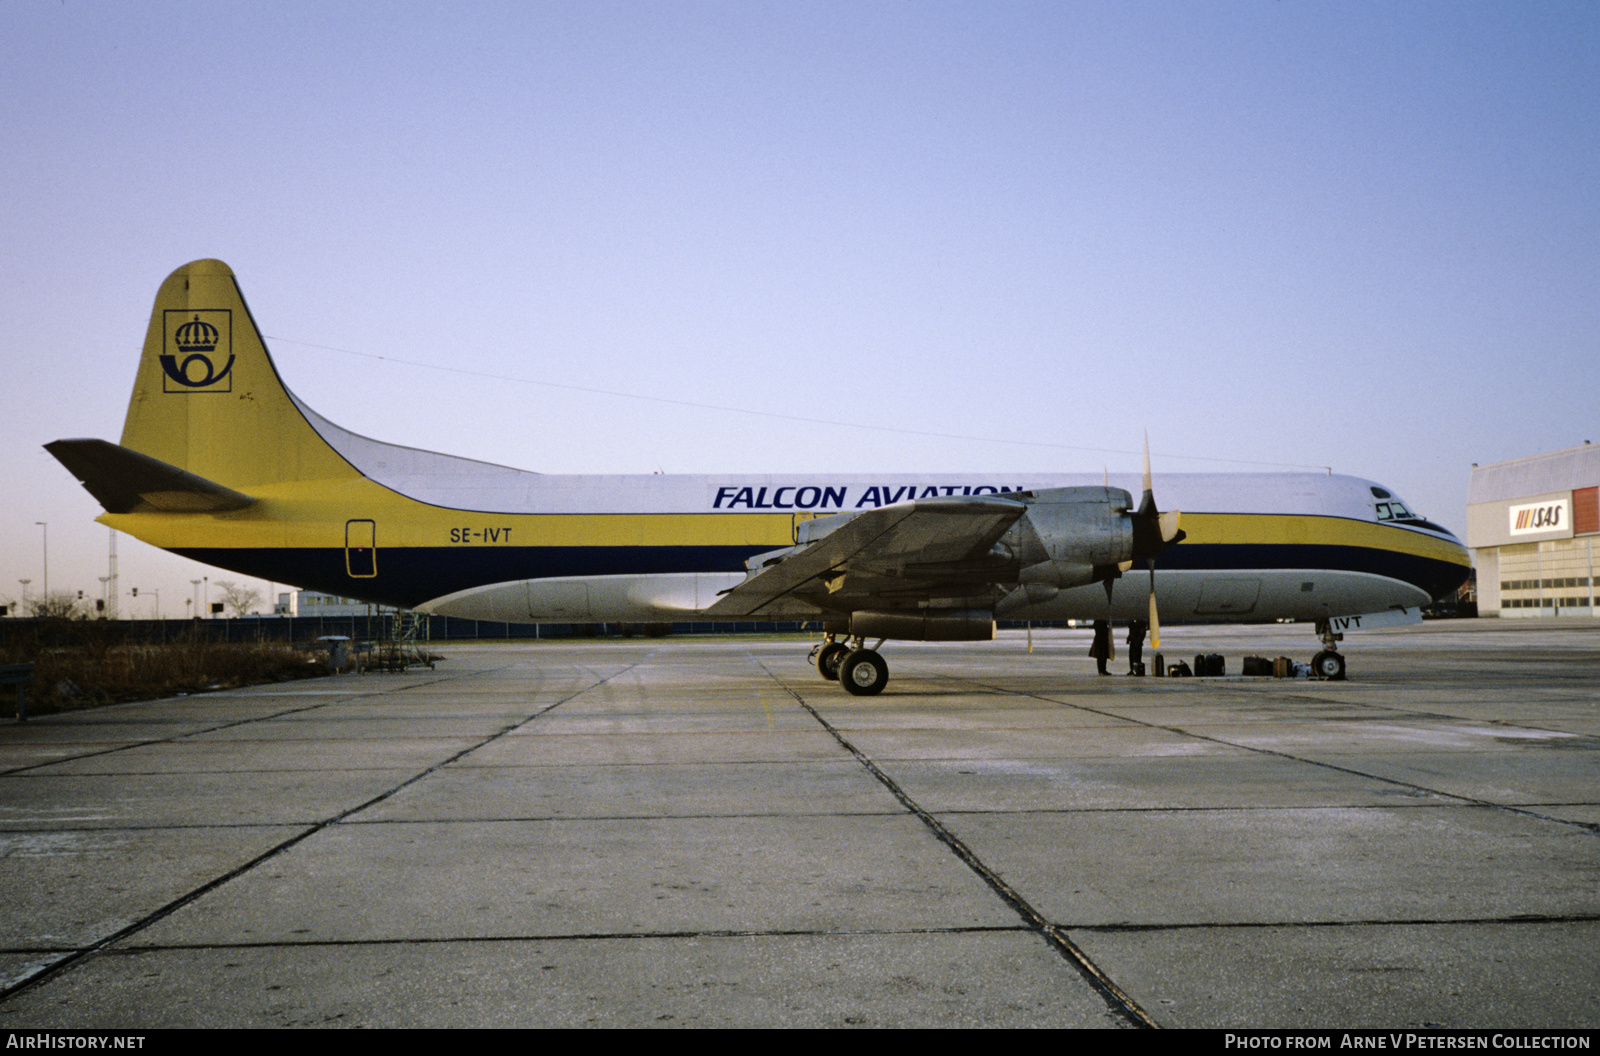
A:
1,622,327,715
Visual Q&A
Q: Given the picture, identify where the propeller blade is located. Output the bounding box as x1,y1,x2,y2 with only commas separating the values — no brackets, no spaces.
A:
1159,510,1183,545
1141,431,1153,510
1130,433,1182,559
1136,434,1169,650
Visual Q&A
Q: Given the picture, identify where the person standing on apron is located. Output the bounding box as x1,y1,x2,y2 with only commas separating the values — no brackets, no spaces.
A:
1089,620,1112,676
1126,620,1147,676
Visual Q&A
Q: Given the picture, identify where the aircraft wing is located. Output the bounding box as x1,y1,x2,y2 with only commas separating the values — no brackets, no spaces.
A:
704,497,1027,617
46,438,257,514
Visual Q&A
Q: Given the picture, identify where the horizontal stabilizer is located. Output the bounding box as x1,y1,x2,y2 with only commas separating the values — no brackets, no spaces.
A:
45,438,257,514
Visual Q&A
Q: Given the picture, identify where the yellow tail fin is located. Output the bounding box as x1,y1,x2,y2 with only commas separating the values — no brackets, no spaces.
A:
119,259,357,489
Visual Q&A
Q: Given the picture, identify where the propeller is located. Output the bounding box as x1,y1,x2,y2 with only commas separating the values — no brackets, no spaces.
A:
1128,433,1185,649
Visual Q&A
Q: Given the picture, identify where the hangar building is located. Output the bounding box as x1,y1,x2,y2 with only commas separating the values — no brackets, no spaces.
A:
1467,443,1599,617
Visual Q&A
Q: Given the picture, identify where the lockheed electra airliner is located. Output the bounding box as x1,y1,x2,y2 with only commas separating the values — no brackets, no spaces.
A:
48,260,1472,693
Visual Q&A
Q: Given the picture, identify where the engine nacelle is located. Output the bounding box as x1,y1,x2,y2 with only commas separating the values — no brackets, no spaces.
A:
1007,486,1136,572
1018,560,1100,589
850,609,995,642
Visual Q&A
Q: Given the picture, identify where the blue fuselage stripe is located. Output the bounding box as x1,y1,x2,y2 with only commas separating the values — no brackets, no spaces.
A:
174,541,1468,612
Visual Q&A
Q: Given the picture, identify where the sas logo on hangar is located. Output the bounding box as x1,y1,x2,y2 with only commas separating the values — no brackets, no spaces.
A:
1508,499,1569,536
160,310,234,392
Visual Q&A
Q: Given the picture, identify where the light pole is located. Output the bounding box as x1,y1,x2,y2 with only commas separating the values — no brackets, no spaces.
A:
107,528,118,619
18,579,31,615
35,522,47,604
191,579,202,618
99,576,110,617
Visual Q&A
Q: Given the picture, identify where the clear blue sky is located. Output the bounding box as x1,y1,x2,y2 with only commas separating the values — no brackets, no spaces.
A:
4,1,1596,616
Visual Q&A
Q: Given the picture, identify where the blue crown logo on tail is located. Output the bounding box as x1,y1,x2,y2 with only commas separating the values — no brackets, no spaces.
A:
160,310,235,391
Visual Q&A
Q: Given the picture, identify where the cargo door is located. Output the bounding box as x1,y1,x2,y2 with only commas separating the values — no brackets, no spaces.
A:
1195,577,1260,616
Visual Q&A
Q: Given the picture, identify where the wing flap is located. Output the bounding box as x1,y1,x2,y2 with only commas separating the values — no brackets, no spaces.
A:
46,438,258,513
705,497,1025,617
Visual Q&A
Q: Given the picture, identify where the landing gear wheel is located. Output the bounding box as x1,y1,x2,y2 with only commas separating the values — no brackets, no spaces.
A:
839,649,889,696
816,642,849,681
1311,650,1346,681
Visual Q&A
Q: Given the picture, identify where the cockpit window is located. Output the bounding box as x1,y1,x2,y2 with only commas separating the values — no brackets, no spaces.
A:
1370,486,1392,499
1373,491,1456,536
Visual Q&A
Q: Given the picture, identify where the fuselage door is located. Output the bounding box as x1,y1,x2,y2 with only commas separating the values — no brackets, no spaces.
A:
346,519,377,578
1195,577,1260,616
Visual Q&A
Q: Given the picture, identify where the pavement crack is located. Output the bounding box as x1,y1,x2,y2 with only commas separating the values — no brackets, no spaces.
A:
983,681,1600,837
0,658,651,1006
757,657,1157,1029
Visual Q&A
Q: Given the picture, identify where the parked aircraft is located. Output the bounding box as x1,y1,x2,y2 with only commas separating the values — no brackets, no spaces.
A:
48,260,1472,693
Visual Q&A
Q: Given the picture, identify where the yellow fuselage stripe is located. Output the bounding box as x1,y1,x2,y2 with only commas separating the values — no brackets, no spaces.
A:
100,480,1469,571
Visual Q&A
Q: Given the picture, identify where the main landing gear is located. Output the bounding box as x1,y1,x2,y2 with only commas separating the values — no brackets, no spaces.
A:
809,634,889,695
806,623,1352,692
1310,619,1347,681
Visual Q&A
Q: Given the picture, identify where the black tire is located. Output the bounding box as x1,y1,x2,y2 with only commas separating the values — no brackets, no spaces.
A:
1311,650,1346,681
816,642,849,681
839,649,889,696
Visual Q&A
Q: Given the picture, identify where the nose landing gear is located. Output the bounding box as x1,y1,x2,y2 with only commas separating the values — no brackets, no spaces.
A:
1311,619,1347,681
1309,649,1347,680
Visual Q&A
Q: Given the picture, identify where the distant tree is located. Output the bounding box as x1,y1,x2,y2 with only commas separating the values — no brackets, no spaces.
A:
214,581,262,617
30,591,88,620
